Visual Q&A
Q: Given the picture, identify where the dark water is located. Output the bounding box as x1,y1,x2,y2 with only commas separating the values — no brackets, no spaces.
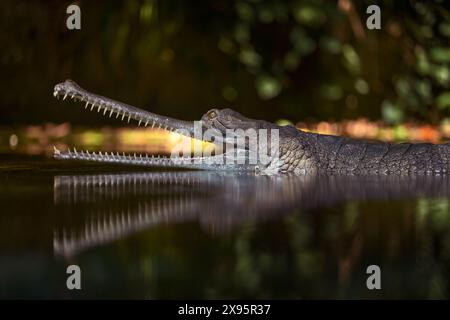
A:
1,153,450,299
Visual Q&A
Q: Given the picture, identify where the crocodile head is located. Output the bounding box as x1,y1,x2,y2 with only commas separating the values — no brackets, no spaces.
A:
52,79,288,173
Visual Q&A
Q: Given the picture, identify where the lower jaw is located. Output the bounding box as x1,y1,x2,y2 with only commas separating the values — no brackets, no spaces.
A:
53,146,267,173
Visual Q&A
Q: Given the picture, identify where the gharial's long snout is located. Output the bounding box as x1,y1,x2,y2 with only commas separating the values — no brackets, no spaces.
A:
53,79,196,134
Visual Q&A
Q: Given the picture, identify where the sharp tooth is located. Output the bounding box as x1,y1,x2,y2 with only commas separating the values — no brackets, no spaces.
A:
71,94,75,99
91,103,95,111
121,113,126,121
109,109,114,117
74,147,78,155
116,112,120,119
103,107,108,115
145,121,149,127
151,122,155,128
53,146,60,155
53,91,57,97
138,120,141,126
63,94,67,100
127,115,131,123
85,101,90,109
97,105,102,112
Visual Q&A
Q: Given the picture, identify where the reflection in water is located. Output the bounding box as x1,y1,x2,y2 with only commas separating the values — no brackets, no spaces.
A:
53,172,450,258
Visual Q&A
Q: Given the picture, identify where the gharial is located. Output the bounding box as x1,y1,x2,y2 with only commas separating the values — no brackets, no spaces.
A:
53,79,450,175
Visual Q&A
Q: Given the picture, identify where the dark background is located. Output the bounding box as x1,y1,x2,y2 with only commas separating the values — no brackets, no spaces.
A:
0,0,449,125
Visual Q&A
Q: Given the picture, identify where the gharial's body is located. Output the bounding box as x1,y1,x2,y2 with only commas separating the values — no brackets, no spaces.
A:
53,80,450,175
280,128,450,174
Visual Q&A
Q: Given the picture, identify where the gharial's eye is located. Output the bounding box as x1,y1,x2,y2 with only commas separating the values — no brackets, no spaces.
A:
208,111,217,119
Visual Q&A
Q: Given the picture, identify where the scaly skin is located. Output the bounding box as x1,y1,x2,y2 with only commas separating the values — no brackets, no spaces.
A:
279,130,450,174
52,80,450,175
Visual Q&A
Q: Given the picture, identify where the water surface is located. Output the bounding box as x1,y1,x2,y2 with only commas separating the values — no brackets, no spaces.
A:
1,153,450,299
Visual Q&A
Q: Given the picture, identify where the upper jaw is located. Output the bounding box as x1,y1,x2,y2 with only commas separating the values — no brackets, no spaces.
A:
53,80,198,134
53,80,85,100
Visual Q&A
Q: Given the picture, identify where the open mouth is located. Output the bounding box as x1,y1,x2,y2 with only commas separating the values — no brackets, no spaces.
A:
52,80,259,172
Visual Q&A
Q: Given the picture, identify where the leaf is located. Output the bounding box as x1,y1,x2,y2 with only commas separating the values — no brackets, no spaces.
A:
342,44,361,75
430,47,450,63
256,76,281,100
381,100,404,124
239,49,262,68
436,92,450,110
294,5,326,27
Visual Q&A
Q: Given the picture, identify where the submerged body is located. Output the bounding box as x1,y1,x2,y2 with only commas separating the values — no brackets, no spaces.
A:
53,80,450,175
285,130,450,175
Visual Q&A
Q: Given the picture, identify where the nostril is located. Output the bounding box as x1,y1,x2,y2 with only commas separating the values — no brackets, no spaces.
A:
62,79,81,91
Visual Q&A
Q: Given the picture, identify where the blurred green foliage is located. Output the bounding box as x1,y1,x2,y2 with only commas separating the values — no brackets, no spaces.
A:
0,0,449,125
224,0,450,124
